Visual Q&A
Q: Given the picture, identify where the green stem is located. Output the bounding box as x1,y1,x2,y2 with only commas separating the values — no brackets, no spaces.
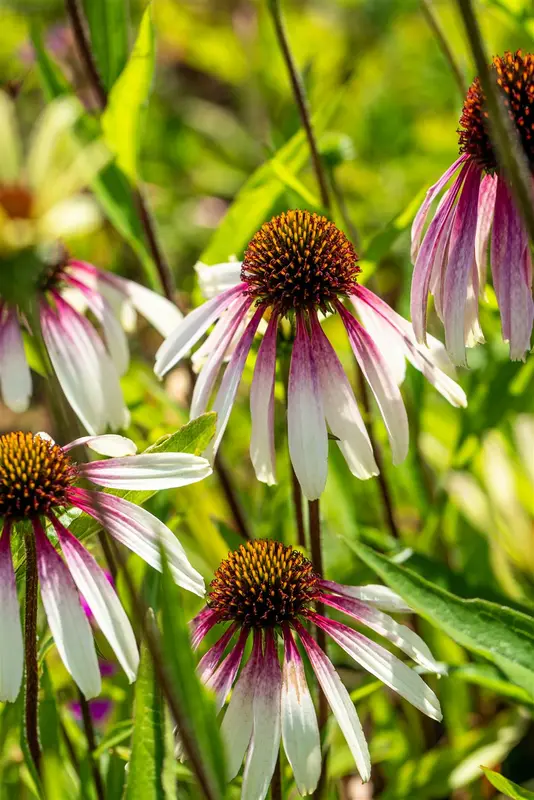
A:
78,691,105,800
24,529,41,776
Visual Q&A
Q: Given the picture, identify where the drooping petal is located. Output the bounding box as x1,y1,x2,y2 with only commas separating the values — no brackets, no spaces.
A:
205,306,264,463
63,434,137,457
197,624,236,684
190,607,220,649
78,452,212,490
221,630,262,781
40,196,101,240
34,520,101,699
154,283,247,377
351,295,406,386
288,315,328,501
474,172,497,293
294,621,370,782
195,261,243,299
0,524,23,702
310,314,377,480
281,626,321,796
242,630,282,800
318,580,412,612
114,276,183,338
443,164,482,365
311,612,442,721
208,627,249,712
0,308,32,413
339,305,409,465
51,516,139,682
250,313,278,485
70,489,205,597
491,178,534,361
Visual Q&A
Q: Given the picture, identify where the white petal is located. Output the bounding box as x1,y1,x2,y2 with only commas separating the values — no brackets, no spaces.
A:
0,526,23,702
53,520,139,682
288,317,328,501
71,489,205,597
242,632,282,800
34,522,101,699
250,314,278,486
39,196,101,240
281,627,321,796
195,261,243,299
0,308,32,413
78,452,212,490
319,581,412,613
220,635,260,781
0,92,21,182
112,276,184,338
208,628,249,712
352,297,406,386
63,434,137,457
295,622,370,782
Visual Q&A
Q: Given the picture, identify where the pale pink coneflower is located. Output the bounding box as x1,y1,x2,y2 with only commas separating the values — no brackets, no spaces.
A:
192,540,442,799
155,209,466,501
411,51,534,365
0,430,212,702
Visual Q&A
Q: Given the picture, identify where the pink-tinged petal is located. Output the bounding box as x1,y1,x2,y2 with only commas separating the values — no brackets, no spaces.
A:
250,313,278,486
195,261,243,299
410,163,470,343
242,630,282,800
0,308,32,413
34,520,101,699
78,452,212,490
63,434,137,457
0,523,23,702
311,612,441,721
281,625,321,796
197,623,237,684
443,165,482,365
70,489,205,597
310,314,377,480
339,305,409,464
491,179,534,361
288,315,328,501
205,306,264,463
221,630,262,781
51,516,139,682
475,173,497,293
190,296,252,418
318,580,412,612
154,283,248,377
350,296,406,386
319,593,440,672
190,607,220,650
294,621,370,782
208,627,249,712
411,155,468,261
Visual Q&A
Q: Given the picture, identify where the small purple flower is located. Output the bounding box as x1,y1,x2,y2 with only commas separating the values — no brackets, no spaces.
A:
411,50,534,365
192,540,442,797
70,698,113,726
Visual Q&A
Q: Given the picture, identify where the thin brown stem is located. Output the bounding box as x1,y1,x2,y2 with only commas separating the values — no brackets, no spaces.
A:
270,754,282,800
268,0,331,211
291,464,306,548
330,170,360,251
214,454,251,540
420,0,467,97
456,0,534,242
77,692,105,800
24,529,41,775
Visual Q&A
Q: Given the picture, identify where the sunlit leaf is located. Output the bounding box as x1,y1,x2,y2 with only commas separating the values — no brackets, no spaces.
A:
85,0,129,91
481,768,534,799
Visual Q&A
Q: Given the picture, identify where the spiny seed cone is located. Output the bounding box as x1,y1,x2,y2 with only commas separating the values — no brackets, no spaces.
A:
208,539,319,628
241,209,360,316
459,50,534,172
0,432,76,520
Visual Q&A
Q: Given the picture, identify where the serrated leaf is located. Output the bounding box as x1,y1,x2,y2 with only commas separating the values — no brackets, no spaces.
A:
481,768,534,799
85,0,129,91
102,4,155,182
343,538,534,698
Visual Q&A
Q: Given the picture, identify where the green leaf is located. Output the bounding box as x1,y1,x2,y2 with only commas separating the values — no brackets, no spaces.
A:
93,719,134,759
199,93,342,264
449,663,534,708
481,768,534,799
125,611,167,800
343,538,534,698
85,0,129,91
159,548,226,798
29,23,71,100
102,4,155,182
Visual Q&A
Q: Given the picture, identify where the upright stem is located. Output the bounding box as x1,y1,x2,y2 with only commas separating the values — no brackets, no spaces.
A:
214,454,251,541
78,692,105,800
24,530,41,775
270,754,282,800
291,465,306,548
420,0,467,97
268,0,331,211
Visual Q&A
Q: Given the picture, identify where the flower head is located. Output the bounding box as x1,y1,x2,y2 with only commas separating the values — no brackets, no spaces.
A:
411,50,534,364
193,539,442,798
0,431,211,702
156,209,466,500
0,92,183,429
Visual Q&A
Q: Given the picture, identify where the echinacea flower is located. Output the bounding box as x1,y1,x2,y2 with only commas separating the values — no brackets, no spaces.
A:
0,91,182,429
411,50,534,364
0,430,211,702
155,209,466,500
192,540,442,799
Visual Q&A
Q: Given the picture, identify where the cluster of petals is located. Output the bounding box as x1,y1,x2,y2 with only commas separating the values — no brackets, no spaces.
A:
192,580,442,798
0,433,211,702
155,261,466,501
